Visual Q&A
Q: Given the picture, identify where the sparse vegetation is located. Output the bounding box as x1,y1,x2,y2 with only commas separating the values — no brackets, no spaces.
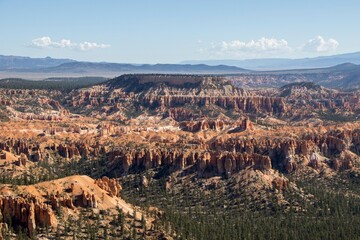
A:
0,77,107,91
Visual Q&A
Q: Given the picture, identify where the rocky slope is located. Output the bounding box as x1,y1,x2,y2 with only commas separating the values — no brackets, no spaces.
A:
0,175,160,239
66,74,286,120
1,75,358,123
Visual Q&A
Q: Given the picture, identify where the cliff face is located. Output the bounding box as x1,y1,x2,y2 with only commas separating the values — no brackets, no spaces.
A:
0,89,67,121
0,175,126,237
0,138,105,161
65,75,360,122
95,176,122,197
107,147,272,177
1,127,358,178
67,75,287,120
0,195,57,236
2,75,357,123
104,128,359,177
0,138,43,162
180,119,226,132
211,129,360,173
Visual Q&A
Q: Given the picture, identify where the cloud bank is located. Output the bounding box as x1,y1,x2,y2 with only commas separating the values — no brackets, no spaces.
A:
30,37,110,51
203,36,339,58
301,36,339,52
214,38,290,53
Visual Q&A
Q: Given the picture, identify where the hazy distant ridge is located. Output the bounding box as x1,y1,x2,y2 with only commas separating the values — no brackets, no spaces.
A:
181,52,360,70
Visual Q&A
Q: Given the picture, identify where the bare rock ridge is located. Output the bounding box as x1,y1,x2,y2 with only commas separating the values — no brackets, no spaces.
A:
0,176,125,236
1,125,358,179
69,74,286,119
3,74,357,123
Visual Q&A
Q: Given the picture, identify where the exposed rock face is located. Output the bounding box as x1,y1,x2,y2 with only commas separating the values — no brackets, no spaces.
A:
141,176,149,188
333,152,353,171
0,89,66,122
197,152,272,177
0,196,57,236
108,147,272,177
0,138,44,161
228,117,254,133
209,128,360,173
240,117,254,131
272,177,289,191
309,153,322,170
15,153,28,166
28,202,36,236
58,143,80,159
0,222,8,240
79,191,97,208
0,138,104,162
181,119,226,132
164,108,194,121
0,176,131,237
67,74,287,120
1,75,359,124
49,192,75,211
1,126,358,179
95,176,122,197
0,151,6,160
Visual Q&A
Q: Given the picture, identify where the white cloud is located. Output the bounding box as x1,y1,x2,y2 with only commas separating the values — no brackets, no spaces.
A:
56,39,74,48
31,36,53,48
79,42,110,51
201,36,339,58
207,37,291,57
301,36,339,52
29,36,110,51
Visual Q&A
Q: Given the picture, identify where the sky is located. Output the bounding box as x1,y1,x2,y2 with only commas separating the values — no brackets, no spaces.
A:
0,0,359,63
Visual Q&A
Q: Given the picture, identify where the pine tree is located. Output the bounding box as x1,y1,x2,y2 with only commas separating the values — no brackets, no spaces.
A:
103,224,108,240
141,213,146,231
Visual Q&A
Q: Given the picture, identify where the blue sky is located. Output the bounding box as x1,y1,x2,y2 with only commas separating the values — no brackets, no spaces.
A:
0,0,359,63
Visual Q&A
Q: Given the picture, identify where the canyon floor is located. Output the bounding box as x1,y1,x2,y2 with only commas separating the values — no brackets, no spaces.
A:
0,74,360,239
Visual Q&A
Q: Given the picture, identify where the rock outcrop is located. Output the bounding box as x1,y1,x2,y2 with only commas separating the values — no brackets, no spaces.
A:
67,74,287,121
95,176,122,197
181,119,226,132
108,147,272,177
0,195,57,236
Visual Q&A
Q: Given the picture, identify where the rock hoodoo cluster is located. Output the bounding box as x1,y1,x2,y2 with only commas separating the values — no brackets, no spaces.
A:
0,195,57,236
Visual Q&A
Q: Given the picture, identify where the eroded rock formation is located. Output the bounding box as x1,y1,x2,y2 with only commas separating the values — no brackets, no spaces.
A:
95,176,122,197
0,195,57,236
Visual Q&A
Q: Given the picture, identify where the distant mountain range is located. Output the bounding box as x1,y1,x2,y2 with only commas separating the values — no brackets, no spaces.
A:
40,61,249,74
1,53,360,89
0,55,75,70
182,52,360,70
2,52,360,74
229,63,360,89
0,55,249,79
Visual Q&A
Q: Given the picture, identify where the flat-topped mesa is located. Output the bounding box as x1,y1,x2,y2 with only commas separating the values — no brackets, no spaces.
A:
118,74,208,86
108,74,221,86
107,74,250,96
68,74,287,119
